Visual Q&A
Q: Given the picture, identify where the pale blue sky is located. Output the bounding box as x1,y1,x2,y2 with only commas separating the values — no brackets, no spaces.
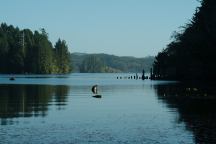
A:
0,0,200,57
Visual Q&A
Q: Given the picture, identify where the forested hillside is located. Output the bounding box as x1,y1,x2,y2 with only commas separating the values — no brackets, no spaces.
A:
0,23,154,74
153,0,216,81
0,23,72,74
71,53,154,73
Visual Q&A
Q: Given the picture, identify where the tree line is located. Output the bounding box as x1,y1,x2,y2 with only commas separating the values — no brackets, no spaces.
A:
79,55,107,73
0,23,72,74
153,0,216,81
72,53,155,73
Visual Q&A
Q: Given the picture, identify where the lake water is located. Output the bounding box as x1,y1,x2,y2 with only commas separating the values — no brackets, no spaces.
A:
0,73,216,144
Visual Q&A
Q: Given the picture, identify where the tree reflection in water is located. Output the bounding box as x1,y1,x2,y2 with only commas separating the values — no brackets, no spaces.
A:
155,83,216,144
0,84,69,125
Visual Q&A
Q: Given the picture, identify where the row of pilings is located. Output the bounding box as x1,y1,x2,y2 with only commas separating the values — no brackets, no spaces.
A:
117,75,149,80
116,69,156,80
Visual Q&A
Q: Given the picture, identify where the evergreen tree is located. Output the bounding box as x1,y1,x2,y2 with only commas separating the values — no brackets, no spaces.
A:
0,24,9,73
34,29,54,74
153,0,216,81
54,39,72,73
0,23,72,74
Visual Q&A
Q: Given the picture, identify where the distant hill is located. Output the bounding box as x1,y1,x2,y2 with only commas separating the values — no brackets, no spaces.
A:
71,53,155,73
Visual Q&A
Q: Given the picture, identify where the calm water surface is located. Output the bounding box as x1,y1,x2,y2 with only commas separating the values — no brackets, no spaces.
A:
0,73,216,144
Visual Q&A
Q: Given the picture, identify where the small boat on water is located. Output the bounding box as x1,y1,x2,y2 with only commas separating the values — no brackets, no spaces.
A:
92,95,102,98
9,77,15,81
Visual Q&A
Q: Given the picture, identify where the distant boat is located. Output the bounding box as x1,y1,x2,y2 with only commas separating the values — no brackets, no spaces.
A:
92,95,102,98
9,77,15,81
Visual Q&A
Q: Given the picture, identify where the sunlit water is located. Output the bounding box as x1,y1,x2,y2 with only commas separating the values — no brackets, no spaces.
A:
0,73,216,144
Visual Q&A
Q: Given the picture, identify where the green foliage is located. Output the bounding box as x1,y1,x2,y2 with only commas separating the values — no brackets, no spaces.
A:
153,0,216,81
0,23,72,74
54,39,72,73
80,55,105,73
72,53,154,73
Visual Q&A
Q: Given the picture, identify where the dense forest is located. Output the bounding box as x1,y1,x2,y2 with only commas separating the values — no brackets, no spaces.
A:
0,23,72,74
72,53,154,73
153,0,216,81
0,23,154,74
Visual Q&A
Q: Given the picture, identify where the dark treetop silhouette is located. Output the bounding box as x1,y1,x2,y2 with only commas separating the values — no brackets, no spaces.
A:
153,0,216,81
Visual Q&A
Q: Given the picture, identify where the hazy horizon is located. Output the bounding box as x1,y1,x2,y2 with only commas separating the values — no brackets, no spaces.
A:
0,0,200,57
72,51,155,58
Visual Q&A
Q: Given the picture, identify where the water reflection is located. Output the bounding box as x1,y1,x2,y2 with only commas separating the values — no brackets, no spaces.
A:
155,83,216,144
0,84,69,125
